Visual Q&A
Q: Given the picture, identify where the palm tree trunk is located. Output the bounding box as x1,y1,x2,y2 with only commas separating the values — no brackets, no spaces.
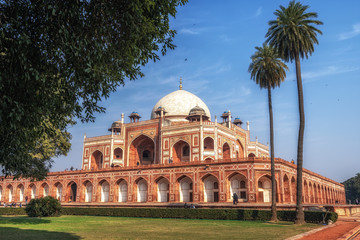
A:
294,53,305,224
268,85,278,222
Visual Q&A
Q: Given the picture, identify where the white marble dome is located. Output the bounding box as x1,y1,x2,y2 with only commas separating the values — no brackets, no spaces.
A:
150,90,211,120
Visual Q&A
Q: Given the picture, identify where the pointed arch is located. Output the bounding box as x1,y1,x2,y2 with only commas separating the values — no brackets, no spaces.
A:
303,180,308,203
235,139,244,159
202,174,219,202
129,134,155,166
116,178,128,203
98,180,110,202
204,137,214,150
155,177,169,202
172,140,190,163
257,175,272,203
176,175,193,202
81,180,93,202
228,172,247,202
291,177,296,203
66,181,78,202
16,184,25,202
135,178,148,202
6,184,13,202
114,147,123,160
54,182,63,201
222,142,230,159
283,174,291,203
40,182,50,198
91,150,104,170
28,183,36,199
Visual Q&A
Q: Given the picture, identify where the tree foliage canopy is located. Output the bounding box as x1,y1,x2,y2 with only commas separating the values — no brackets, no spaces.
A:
265,0,323,62
343,173,360,203
0,0,187,180
248,43,288,89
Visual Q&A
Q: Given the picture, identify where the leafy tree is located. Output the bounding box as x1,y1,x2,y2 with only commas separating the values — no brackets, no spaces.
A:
249,43,288,222
0,0,187,180
265,0,323,224
343,173,360,204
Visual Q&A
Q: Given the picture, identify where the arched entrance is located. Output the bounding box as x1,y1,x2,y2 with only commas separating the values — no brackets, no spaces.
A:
291,177,296,202
303,181,309,203
203,175,219,202
7,185,13,202
157,178,169,202
67,182,77,202
283,175,291,203
229,173,247,202
40,183,49,197
29,183,36,199
100,181,110,202
309,182,313,203
137,179,148,202
172,140,190,163
204,137,214,150
178,176,193,202
0,186,2,201
91,150,103,170
129,135,155,166
118,180,128,202
54,182,62,201
258,176,271,203
114,148,123,160
235,140,244,159
248,153,255,158
17,184,24,202
223,143,230,159
83,181,93,202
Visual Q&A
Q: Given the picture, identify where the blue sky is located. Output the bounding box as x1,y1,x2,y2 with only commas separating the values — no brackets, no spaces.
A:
54,0,360,183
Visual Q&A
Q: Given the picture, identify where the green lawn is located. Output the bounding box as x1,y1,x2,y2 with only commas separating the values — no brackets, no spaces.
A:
0,215,321,240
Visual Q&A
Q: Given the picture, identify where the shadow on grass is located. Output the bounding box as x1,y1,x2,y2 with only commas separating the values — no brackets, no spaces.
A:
0,227,80,240
0,216,51,225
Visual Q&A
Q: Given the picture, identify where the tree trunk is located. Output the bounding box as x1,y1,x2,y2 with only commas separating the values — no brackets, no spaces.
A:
268,85,278,222
294,53,305,225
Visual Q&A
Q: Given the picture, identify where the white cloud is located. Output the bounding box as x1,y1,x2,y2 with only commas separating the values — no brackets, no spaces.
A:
338,23,360,40
302,65,359,81
286,65,360,82
179,28,201,35
255,7,262,17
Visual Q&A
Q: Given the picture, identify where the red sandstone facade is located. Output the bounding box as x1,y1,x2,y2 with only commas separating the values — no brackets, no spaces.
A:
0,88,346,205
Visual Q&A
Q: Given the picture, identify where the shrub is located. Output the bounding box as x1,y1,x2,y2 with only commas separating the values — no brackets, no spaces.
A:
25,196,62,217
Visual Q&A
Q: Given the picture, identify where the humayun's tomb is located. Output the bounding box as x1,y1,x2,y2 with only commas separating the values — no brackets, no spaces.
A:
0,83,346,207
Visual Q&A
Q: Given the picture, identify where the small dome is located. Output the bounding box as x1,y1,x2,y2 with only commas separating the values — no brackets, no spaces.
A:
151,90,211,121
108,120,122,131
233,118,243,126
188,105,206,116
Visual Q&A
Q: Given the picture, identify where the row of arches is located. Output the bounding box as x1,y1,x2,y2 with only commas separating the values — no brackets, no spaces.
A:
0,173,344,204
87,135,246,170
0,182,50,203
0,173,249,203
282,174,346,204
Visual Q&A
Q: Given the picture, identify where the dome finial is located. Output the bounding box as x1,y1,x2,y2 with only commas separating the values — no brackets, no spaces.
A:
179,77,183,90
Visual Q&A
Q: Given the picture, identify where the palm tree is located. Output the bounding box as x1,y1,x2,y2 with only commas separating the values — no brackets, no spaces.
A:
249,43,288,222
265,0,323,224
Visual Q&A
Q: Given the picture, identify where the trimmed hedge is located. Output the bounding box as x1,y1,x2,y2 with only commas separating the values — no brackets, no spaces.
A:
0,207,337,223
0,207,26,215
61,207,337,223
